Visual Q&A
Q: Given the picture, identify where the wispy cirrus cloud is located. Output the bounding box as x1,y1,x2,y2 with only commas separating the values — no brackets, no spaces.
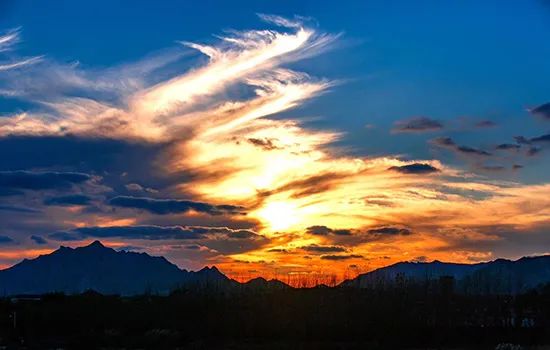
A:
1,17,550,280
0,28,42,72
0,16,337,141
0,56,43,72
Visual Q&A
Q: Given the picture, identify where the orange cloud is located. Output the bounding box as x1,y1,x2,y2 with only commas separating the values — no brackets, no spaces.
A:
1,17,549,281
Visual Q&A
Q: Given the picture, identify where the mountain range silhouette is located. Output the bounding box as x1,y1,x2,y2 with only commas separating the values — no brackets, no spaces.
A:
0,241,230,296
1,241,549,296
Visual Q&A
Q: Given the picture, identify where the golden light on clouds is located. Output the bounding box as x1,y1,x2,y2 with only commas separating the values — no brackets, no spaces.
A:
1,16,549,282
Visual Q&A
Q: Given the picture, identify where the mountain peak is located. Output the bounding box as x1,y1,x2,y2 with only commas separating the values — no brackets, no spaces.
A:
88,240,106,248
0,240,189,296
199,266,221,273
195,265,229,282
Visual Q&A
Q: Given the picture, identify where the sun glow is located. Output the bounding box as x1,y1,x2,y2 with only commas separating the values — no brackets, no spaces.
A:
2,15,550,281
256,201,299,232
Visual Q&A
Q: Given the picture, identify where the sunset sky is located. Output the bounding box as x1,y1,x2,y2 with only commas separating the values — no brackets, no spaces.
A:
1,0,549,282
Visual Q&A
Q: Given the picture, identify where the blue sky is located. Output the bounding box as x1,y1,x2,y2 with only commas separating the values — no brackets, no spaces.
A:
0,1,549,276
2,0,550,180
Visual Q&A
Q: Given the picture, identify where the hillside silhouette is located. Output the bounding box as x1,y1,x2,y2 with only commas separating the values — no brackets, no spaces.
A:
1,242,550,348
2,241,550,296
0,241,230,296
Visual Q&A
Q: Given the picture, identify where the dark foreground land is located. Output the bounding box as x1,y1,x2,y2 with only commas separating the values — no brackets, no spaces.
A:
1,282,550,350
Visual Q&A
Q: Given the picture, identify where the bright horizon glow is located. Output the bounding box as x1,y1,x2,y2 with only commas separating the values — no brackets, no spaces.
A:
0,8,549,283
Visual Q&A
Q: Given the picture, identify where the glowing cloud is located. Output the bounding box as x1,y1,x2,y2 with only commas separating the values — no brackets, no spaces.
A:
1,17,549,282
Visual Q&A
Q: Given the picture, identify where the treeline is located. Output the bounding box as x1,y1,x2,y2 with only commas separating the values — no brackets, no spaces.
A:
1,279,550,349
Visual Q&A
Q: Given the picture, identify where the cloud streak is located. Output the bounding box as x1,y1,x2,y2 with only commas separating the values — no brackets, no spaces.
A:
0,28,42,71
108,196,245,216
529,102,550,120
0,171,92,191
0,18,336,141
388,163,440,174
431,137,491,157
392,117,443,133
1,18,549,281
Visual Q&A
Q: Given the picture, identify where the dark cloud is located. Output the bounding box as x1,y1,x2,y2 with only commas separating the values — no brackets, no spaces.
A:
305,225,412,248
48,225,267,253
30,235,47,245
333,229,353,236
510,134,548,156
367,227,412,236
0,205,40,213
431,137,456,147
529,102,550,120
183,244,202,250
514,136,531,145
305,225,352,236
531,133,550,143
0,170,92,191
514,133,550,145
496,143,521,151
108,196,246,216
365,200,393,208
247,137,281,151
49,225,240,241
226,230,258,239
267,248,289,253
431,137,491,156
49,225,203,241
306,225,333,235
0,136,185,196
320,254,363,261
0,235,14,245
434,223,550,259
196,229,270,255
475,120,497,128
392,117,443,133
456,146,491,156
260,171,352,199
388,163,440,174
43,194,92,206
301,244,347,253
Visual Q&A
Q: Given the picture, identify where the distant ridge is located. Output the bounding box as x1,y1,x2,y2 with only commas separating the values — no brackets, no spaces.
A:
243,277,291,291
341,255,550,294
1,241,550,296
0,241,232,296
